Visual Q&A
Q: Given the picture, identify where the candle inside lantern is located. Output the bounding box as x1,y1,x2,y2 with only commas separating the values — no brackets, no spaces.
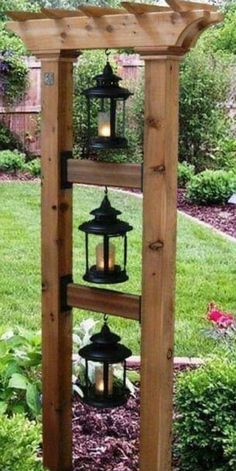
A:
96,242,115,271
98,111,111,137
95,365,113,395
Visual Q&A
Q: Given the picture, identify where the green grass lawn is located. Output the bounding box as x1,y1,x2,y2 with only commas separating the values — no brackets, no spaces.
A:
0,182,236,357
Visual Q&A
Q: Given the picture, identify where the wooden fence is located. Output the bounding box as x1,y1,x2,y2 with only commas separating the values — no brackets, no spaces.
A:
0,54,144,156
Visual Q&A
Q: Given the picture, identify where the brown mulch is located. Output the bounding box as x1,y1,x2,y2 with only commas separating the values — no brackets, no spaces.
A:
72,364,197,471
177,189,236,239
0,171,38,181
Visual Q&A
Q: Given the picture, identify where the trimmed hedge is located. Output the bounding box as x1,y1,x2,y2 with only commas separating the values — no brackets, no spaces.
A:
186,169,236,205
175,359,236,471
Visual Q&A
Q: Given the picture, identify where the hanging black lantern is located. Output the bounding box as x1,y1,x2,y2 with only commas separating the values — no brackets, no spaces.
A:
79,188,133,284
82,51,132,152
79,316,132,408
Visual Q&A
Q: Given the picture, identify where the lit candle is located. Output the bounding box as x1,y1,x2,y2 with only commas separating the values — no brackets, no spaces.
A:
96,242,115,271
98,111,111,137
95,365,113,395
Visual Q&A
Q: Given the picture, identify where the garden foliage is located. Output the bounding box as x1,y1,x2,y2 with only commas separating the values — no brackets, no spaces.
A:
186,169,236,204
24,157,41,176
0,149,25,172
0,122,24,152
179,46,234,171
178,162,195,188
175,359,236,470
0,329,41,418
0,414,43,471
0,150,41,175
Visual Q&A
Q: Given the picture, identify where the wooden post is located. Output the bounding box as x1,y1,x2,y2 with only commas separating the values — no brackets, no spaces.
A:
140,54,181,471
40,51,77,471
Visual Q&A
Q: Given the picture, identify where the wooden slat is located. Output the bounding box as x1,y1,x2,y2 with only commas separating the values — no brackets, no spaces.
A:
41,51,76,471
7,10,222,53
41,8,85,19
78,5,126,17
6,11,47,21
140,57,179,471
67,160,142,190
67,284,141,321
179,0,218,10
166,0,218,11
121,2,171,14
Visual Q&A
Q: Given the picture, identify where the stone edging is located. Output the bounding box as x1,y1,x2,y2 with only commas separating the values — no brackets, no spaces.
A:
127,356,204,368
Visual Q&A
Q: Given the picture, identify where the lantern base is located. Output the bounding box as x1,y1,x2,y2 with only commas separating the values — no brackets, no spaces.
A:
89,136,128,150
84,265,129,284
81,392,129,409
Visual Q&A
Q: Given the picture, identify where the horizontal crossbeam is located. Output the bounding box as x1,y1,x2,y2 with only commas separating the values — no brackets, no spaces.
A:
67,283,141,321
67,160,142,190
7,8,222,53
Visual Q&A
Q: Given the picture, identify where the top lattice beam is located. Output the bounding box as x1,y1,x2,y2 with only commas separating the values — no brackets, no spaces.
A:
6,2,222,55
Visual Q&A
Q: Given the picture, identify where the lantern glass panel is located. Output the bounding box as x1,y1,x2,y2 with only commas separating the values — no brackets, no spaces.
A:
84,233,127,284
88,97,126,149
81,360,128,408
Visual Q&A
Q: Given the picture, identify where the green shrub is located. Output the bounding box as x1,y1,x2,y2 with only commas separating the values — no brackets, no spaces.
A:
0,414,43,471
0,329,41,418
178,162,195,188
0,121,24,152
186,170,236,205
0,150,25,172
24,158,41,177
175,359,236,471
214,138,236,172
179,46,233,171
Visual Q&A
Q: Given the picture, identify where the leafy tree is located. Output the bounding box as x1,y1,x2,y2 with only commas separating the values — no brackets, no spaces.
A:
179,45,234,170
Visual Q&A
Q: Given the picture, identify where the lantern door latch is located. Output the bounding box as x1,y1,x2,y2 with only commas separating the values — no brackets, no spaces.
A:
61,150,73,190
60,274,73,312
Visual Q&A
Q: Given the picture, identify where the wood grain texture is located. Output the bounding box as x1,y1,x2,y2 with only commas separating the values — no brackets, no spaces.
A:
78,5,126,17
140,57,180,471
121,2,170,14
67,160,142,190
41,52,76,471
7,10,222,53
41,8,85,19
67,284,141,321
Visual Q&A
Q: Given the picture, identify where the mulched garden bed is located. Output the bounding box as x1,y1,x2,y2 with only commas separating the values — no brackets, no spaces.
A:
72,363,197,471
177,189,236,239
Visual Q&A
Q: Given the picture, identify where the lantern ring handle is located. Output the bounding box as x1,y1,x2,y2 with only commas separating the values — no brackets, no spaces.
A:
104,314,109,323
105,49,111,61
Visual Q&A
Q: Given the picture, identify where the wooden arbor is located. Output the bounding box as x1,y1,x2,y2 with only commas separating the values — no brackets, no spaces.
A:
7,3,222,471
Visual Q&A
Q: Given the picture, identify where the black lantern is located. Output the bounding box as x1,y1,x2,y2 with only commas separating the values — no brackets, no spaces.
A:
82,51,132,152
79,188,133,284
79,316,132,408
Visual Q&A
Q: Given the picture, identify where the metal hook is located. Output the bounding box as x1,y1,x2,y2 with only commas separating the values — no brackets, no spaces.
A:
104,314,109,323
105,49,111,61
105,186,108,195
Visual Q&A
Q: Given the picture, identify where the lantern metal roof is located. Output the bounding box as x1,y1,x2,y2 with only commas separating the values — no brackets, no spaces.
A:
79,322,132,363
79,190,133,235
83,61,132,99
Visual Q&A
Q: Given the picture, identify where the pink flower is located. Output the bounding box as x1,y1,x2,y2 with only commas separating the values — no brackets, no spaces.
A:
206,302,235,329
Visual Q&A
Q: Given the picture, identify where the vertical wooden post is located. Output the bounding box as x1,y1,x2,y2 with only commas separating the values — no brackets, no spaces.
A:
40,50,77,471
140,53,181,471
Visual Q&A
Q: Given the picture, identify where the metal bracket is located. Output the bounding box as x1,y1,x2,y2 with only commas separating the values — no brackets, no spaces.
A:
61,150,73,190
60,274,73,312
